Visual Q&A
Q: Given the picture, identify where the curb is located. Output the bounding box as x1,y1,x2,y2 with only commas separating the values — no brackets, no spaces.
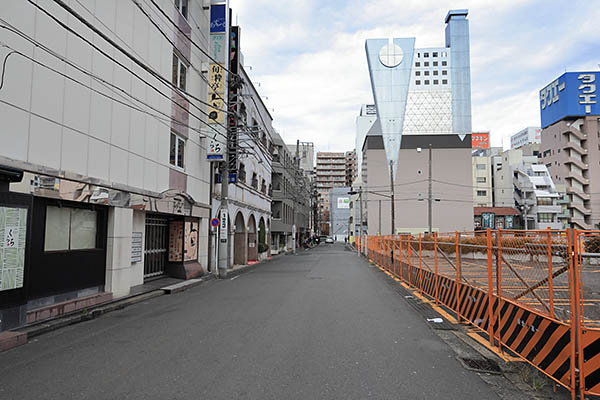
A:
2,252,291,353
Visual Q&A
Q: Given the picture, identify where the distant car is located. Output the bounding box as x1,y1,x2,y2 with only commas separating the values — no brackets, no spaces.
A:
325,237,334,244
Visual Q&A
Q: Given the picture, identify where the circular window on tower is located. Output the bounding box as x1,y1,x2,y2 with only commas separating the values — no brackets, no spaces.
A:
379,43,404,68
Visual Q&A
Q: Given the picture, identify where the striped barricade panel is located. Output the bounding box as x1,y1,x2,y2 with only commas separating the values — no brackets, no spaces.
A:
421,270,435,298
457,285,489,328
581,329,600,395
496,300,572,387
438,276,456,310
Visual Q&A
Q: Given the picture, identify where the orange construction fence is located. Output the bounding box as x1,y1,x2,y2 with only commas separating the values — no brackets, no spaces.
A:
363,229,600,400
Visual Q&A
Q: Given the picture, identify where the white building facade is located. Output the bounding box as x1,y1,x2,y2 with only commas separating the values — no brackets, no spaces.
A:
510,127,541,149
0,1,214,331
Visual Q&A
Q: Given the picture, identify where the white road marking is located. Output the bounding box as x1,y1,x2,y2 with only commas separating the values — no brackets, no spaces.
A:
230,275,240,281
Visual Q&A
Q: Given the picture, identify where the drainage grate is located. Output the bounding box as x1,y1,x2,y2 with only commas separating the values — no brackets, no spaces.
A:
459,357,502,374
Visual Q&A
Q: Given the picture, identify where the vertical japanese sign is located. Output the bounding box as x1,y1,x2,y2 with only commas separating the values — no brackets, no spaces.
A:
220,209,228,243
207,2,228,161
0,206,27,291
169,221,184,262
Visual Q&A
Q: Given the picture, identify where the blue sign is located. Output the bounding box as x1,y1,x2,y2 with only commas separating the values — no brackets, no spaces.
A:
210,4,226,33
210,218,220,227
540,72,599,128
228,173,237,184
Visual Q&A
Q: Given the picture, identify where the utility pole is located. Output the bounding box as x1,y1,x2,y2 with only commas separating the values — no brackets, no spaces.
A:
292,139,300,254
358,189,363,255
378,199,382,235
428,144,433,234
389,160,395,236
218,156,229,278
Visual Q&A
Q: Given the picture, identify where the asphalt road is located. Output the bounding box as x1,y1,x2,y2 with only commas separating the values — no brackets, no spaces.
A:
0,243,500,399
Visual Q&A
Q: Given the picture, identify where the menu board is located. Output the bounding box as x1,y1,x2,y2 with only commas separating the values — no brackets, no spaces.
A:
0,207,27,291
168,221,183,262
184,220,198,262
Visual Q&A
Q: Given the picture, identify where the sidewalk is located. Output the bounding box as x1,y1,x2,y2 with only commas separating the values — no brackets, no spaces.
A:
0,254,283,353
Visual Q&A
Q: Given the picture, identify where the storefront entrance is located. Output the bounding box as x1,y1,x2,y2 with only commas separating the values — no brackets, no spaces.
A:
144,214,169,278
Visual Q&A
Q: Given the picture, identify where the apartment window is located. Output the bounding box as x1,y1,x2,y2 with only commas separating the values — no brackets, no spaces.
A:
442,61,447,66
476,177,486,183
424,80,430,85
415,71,421,76
433,80,439,84
238,163,247,183
170,132,185,169
415,80,421,85
433,52,438,57
477,190,487,196
476,164,486,170
174,0,188,19
433,70,438,76
424,71,430,76
442,51,447,57
424,52,429,57
442,79,448,84
442,70,447,75
537,197,553,206
433,61,438,66
415,62,420,67
424,62,429,67
538,213,554,223
172,53,187,90
45,207,98,251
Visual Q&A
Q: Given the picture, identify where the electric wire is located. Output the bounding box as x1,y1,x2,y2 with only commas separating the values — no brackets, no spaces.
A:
26,0,231,140
0,42,214,152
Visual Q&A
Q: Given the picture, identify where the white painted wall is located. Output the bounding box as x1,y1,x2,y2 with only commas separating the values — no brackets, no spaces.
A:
0,0,210,205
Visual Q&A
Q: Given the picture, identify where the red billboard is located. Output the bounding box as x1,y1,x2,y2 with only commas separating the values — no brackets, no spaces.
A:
472,132,490,149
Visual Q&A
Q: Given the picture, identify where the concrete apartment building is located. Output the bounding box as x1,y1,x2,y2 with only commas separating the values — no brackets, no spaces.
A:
315,152,348,233
0,1,215,331
362,10,474,235
212,63,274,268
472,149,496,207
345,150,357,186
286,141,315,178
492,144,563,229
539,71,600,229
272,133,311,253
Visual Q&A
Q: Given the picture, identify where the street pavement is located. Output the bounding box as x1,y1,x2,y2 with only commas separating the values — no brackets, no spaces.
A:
0,243,500,399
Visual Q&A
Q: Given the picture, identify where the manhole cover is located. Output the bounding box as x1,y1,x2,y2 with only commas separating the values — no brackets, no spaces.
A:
459,357,502,374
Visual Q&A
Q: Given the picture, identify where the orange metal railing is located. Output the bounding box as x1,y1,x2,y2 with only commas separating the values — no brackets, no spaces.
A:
362,228,600,400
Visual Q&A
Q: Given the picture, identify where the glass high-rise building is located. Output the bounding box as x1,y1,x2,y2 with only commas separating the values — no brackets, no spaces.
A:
362,9,474,234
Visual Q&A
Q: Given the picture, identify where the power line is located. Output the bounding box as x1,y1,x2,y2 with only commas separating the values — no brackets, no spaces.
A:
0,43,213,151
136,0,275,157
0,97,183,174
26,0,231,139
144,0,239,78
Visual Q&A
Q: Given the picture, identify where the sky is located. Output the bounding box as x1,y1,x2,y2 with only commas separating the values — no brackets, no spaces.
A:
228,0,600,153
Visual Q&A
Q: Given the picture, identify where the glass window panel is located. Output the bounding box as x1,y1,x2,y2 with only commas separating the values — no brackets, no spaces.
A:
177,138,185,168
70,209,97,250
179,63,186,90
172,54,178,86
181,0,188,18
170,133,176,165
44,207,70,251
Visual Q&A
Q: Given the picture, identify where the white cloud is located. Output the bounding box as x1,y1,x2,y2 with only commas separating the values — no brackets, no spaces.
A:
230,0,600,153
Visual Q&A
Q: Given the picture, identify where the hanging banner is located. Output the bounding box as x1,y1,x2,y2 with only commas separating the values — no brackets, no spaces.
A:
0,206,27,291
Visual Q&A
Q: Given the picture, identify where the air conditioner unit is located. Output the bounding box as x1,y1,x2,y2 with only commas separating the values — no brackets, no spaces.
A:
202,0,210,10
